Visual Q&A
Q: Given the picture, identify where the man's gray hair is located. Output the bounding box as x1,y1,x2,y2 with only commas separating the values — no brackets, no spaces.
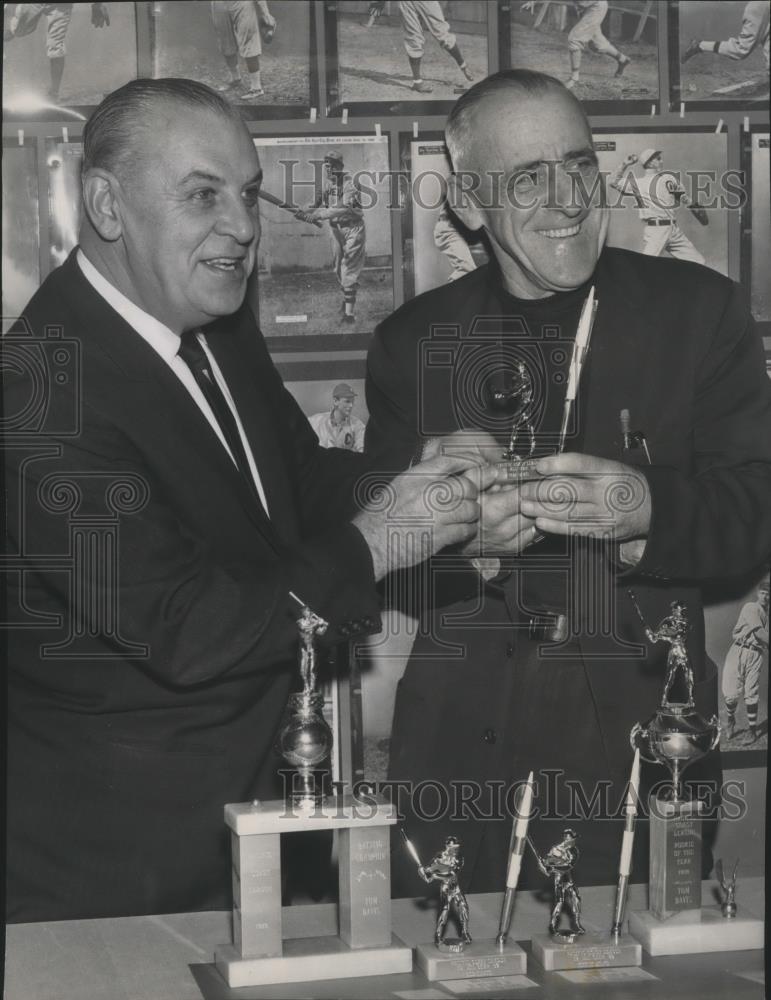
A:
82,77,245,181
445,69,579,170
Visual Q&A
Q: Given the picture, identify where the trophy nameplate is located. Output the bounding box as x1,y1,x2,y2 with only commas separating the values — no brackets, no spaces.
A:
531,930,642,972
415,939,527,981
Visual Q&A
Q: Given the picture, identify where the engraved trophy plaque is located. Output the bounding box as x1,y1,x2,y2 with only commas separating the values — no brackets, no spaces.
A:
627,601,761,955
215,597,412,987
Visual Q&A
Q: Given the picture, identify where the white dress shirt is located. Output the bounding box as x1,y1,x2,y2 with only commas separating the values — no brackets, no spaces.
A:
77,249,270,515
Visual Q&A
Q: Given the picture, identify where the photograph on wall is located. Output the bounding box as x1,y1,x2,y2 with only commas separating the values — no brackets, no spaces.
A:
151,1,313,115
747,132,770,330
2,141,40,329
402,135,489,301
46,139,82,271
593,130,730,276
277,368,369,453
502,0,659,111
251,134,393,349
326,0,489,113
706,571,769,761
3,2,137,117
672,0,769,107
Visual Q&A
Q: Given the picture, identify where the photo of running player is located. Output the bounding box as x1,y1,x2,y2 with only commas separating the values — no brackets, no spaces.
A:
250,134,393,344
677,0,769,103
152,1,310,108
594,131,729,275
3,2,135,112
510,0,657,104
332,0,487,105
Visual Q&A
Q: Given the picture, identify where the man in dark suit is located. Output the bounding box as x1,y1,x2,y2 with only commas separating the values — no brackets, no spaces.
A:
366,70,771,896
3,78,489,922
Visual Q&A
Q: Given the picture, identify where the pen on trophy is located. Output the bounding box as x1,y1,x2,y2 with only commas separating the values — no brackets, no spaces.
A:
610,748,641,942
495,770,535,950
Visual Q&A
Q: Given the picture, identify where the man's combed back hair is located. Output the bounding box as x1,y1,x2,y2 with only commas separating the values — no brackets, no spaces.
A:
81,77,244,180
445,69,572,169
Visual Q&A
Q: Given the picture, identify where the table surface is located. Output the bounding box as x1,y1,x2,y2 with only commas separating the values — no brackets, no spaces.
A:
4,879,765,1000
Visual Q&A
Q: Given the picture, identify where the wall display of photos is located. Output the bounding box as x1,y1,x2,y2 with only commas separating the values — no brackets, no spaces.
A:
671,0,770,107
594,129,730,275
151,1,314,117
2,140,40,328
251,133,393,349
500,0,660,112
3,2,137,118
400,133,489,301
325,0,489,115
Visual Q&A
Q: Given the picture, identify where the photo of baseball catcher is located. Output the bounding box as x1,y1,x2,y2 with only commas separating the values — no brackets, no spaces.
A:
678,0,769,102
152,1,310,107
594,131,729,275
250,135,392,340
3,2,134,110
610,147,707,264
512,0,657,102
335,1,487,103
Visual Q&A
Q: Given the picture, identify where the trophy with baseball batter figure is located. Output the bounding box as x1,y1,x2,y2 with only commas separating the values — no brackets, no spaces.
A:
215,595,412,988
627,597,761,955
402,829,527,981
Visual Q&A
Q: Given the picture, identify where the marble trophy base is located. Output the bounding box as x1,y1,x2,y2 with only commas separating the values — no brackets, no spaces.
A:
628,905,765,956
531,932,642,971
216,935,412,988
415,938,527,981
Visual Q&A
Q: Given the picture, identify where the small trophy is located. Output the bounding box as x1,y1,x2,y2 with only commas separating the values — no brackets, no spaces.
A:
716,859,739,919
530,830,641,971
627,600,762,955
402,830,526,981
215,595,412,987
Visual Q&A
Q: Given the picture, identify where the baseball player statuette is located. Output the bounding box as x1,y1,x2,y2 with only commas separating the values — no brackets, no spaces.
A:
626,598,761,956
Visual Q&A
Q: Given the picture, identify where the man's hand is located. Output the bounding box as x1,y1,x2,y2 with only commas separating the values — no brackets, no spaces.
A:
91,3,110,28
460,484,538,557
518,453,651,543
352,453,496,581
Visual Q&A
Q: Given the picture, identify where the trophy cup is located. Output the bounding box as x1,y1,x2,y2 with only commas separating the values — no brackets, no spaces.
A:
215,596,412,987
402,830,527,981
530,830,641,971
627,601,761,955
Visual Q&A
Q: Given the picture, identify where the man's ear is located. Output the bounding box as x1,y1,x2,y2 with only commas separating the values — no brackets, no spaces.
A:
446,172,485,232
82,168,124,241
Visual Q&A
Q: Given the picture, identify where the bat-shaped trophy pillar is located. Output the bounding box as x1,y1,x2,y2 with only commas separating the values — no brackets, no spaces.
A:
215,594,412,988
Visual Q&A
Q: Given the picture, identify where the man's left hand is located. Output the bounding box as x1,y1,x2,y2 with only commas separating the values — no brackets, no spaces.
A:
518,453,651,542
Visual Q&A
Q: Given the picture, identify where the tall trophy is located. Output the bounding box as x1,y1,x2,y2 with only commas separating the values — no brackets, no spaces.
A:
215,595,412,987
627,600,761,954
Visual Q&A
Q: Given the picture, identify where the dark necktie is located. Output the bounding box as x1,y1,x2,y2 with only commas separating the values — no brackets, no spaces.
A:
177,331,265,512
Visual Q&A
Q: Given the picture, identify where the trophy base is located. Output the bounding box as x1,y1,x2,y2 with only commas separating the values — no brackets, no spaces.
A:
415,938,527,981
215,935,412,988
628,905,764,956
531,931,642,971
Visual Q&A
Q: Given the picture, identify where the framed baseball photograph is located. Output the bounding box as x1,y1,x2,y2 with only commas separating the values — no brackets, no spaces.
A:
671,0,770,108
400,132,489,301
325,0,490,116
2,139,40,330
250,133,394,350
3,2,137,119
705,570,769,768
275,358,369,453
150,0,315,117
45,138,83,273
742,130,770,341
500,0,660,114
593,129,731,276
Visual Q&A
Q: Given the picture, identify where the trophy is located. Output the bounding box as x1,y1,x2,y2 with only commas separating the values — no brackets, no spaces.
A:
627,599,762,955
215,595,412,987
530,829,641,971
402,829,526,981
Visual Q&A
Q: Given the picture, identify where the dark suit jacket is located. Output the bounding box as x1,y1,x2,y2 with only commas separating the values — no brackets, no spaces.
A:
3,252,381,921
366,248,771,894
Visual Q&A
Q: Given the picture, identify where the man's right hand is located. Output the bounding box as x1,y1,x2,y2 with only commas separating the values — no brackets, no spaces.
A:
461,483,538,557
352,454,496,581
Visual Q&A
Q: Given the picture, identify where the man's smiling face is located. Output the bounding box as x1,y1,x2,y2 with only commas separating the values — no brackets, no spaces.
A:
114,102,262,332
458,88,609,299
